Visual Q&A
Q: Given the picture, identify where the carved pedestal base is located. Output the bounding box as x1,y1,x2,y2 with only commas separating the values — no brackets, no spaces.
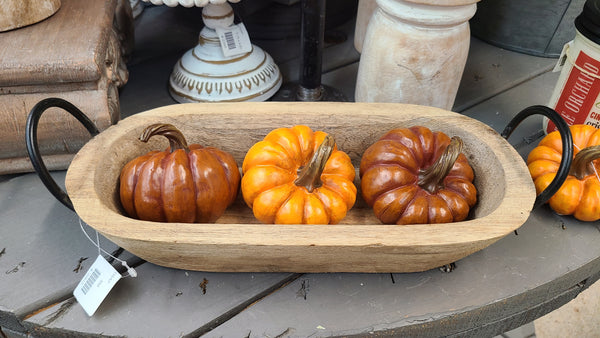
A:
169,28,282,103
162,1,282,103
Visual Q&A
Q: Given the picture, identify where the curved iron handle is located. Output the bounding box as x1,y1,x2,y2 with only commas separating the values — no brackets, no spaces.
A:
500,105,573,210
25,98,100,211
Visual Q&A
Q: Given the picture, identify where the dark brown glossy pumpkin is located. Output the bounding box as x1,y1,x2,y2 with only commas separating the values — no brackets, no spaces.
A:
359,126,477,224
119,123,240,223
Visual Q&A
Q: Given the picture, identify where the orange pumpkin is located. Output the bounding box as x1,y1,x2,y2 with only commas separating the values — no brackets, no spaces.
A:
241,125,357,224
360,126,477,224
527,124,600,221
120,123,240,223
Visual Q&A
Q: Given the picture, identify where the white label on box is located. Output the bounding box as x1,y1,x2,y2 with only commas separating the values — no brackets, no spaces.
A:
216,23,252,57
73,255,121,316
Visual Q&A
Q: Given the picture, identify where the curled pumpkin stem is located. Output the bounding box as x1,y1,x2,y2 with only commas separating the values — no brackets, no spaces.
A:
418,136,464,194
294,134,335,193
569,145,600,180
139,123,190,152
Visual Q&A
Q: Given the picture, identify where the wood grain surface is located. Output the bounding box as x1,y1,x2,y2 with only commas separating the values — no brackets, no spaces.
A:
65,102,536,273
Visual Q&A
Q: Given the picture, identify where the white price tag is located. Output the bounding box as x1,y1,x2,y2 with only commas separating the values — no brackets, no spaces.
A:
73,255,121,316
215,23,252,57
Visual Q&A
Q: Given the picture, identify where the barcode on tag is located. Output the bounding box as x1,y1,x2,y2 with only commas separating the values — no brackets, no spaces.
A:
216,23,252,57
81,268,100,295
224,31,236,51
73,255,121,316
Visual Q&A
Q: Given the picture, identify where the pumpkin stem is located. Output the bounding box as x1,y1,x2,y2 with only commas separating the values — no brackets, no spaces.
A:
569,145,600,180
294,135,335,193
139,123,190,152
418,136,464,194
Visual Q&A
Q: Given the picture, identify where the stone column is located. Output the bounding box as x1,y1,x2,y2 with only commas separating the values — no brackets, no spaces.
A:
355,0,478,110
353,0,378,53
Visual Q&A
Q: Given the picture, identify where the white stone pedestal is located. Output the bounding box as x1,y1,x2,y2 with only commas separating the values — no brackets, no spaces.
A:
144,0,282,103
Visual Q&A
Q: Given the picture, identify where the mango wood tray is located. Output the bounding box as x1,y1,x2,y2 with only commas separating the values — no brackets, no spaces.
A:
65,102,536,273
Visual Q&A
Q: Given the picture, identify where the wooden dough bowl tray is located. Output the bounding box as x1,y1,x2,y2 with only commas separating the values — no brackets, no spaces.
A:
65,102,536,273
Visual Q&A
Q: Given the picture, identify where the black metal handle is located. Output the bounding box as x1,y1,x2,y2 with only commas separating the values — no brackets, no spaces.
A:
500,105,573,209
25,98,100,211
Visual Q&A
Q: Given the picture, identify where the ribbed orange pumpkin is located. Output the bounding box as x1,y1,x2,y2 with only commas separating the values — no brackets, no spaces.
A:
119,123,240,223
527,124,600,221
241,125,357,224
360,126,477,224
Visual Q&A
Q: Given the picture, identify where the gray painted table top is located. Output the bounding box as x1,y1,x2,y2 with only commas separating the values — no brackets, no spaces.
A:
2,4,600,338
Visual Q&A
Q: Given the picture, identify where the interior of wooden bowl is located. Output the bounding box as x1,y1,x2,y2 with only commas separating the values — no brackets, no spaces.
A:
75,102,515,226
64,102,537,272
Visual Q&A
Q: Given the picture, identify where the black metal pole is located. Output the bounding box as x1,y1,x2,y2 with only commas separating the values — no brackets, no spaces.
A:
271,0,346,102
298,0,325,100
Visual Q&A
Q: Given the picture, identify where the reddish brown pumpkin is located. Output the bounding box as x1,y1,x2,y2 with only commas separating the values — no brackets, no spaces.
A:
360,126,477,224
119,123,240,223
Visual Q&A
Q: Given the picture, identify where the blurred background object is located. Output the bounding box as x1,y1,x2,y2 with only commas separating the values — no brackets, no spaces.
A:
470,0,585,58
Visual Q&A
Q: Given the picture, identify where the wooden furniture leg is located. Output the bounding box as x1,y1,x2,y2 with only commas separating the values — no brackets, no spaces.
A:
354,0,478,110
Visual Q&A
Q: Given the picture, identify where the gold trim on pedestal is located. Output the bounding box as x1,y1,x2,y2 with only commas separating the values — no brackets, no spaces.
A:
202,11,234,21
170,72,282,102
184,51,265,77
191,47,255,65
